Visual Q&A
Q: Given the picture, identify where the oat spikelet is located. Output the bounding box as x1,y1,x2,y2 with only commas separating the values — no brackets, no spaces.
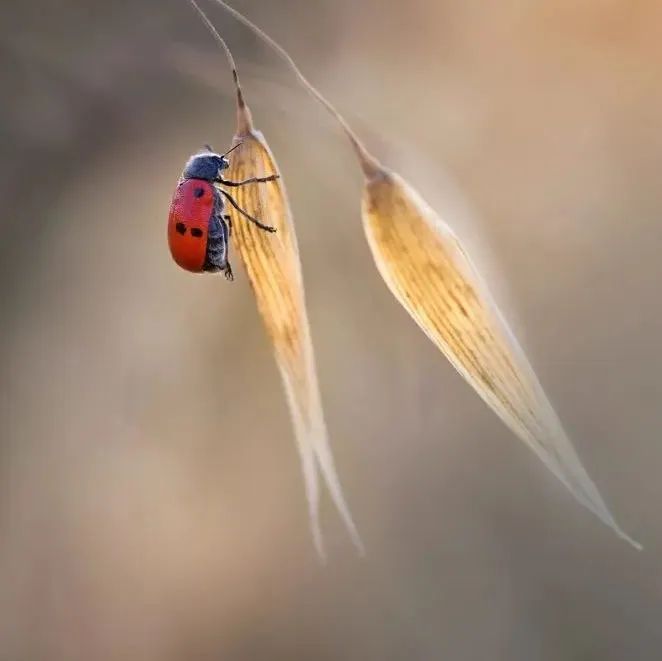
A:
188,0,363,559
226,126,365,559
210,0,640,549
363,169,641,549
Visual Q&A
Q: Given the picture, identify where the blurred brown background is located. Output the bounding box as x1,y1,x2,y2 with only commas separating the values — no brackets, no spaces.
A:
2,0,662,659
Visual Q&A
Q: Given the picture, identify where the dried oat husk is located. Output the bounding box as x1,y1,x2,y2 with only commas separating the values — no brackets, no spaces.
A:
362,166,640,549
211,0,641,549
189,0,363,559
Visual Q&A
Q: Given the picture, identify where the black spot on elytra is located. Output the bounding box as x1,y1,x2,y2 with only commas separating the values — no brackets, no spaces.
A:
175,222,186,235
191,227,204,238
194,187,205,198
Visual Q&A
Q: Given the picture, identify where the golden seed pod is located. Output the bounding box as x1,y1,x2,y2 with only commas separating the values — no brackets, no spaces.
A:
226,104,364,559
362,166,641,549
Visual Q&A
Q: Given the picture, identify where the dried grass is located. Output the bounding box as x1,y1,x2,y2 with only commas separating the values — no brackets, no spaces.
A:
210,0,640,549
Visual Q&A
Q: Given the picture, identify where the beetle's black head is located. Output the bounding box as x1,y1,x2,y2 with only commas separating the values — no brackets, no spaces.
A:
182,150,229,181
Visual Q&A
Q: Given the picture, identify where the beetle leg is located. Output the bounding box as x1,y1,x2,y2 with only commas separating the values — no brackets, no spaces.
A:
220,190,277,233
223,261,234,281
217,174,279,187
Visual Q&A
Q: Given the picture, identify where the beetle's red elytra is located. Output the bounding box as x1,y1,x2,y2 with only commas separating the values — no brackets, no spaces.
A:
168,178,215,273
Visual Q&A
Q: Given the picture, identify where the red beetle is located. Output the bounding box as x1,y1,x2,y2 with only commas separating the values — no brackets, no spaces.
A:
167,143,278,280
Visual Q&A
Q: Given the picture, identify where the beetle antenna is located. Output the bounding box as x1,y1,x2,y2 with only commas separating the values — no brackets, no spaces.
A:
222,141,243,158
187,0,247,110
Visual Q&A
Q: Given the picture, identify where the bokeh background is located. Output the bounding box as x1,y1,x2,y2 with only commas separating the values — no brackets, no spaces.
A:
2,0,662,659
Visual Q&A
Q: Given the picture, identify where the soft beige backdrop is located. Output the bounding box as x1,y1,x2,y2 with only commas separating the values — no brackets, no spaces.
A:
2,1,661,659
